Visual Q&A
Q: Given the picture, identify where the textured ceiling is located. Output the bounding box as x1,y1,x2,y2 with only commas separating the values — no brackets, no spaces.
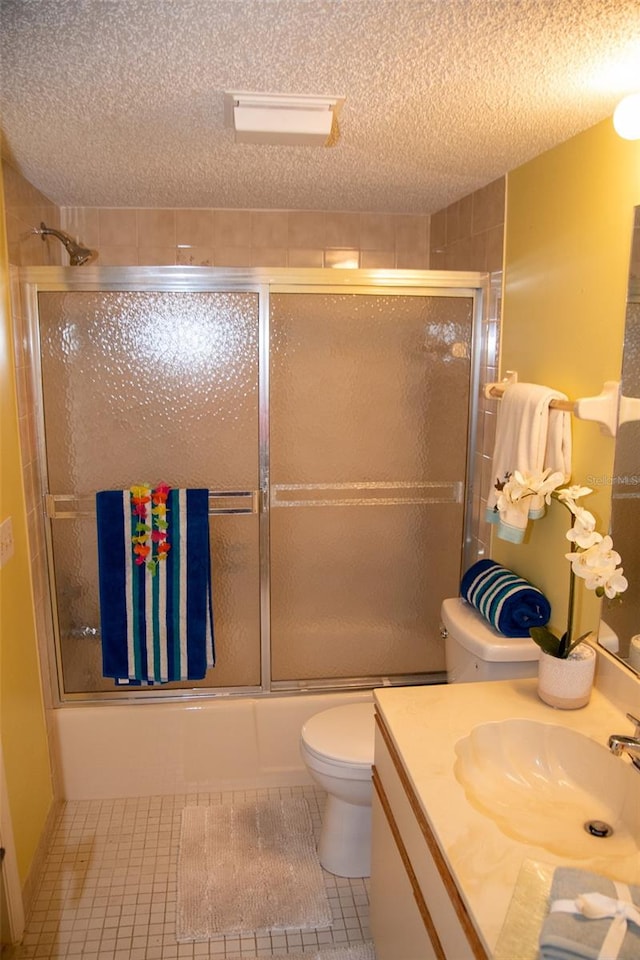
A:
1,0,639,214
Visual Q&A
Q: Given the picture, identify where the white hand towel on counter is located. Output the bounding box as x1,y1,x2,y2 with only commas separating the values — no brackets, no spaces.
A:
486,382,572,542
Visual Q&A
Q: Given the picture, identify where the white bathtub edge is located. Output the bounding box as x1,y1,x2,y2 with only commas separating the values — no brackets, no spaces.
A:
53,691,373,800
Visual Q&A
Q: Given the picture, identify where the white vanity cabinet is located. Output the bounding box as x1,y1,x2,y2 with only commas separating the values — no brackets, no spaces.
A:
371,668,640,959
370,709,489,960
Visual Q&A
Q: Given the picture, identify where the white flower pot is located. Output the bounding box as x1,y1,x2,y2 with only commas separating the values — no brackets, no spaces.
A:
537,642,596,710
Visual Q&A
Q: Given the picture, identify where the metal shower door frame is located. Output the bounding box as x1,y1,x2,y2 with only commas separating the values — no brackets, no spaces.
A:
21,266,488,704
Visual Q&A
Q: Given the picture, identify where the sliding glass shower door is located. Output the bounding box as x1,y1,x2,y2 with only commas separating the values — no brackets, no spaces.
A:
38,290,262,693
269,292,472,682
30,271,481,701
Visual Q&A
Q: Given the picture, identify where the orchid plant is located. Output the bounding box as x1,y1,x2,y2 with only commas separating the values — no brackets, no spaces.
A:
494,470,628,658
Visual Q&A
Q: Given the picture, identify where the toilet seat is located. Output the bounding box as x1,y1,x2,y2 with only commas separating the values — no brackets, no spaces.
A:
301,702,374,767
301,741,371,778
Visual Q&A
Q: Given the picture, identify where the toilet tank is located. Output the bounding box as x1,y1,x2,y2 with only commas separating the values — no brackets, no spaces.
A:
441,597,540,683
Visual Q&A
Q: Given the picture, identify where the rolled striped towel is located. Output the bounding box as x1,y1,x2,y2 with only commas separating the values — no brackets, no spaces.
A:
460,559,551,637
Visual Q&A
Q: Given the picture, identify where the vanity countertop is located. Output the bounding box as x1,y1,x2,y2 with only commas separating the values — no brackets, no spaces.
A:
373,677,640,956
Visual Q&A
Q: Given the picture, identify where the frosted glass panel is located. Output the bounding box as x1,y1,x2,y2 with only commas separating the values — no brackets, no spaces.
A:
270,294,471,483
39,291,260,693
51,516,260,692
269,293,472,680
270,504,464,679
39,291,258,490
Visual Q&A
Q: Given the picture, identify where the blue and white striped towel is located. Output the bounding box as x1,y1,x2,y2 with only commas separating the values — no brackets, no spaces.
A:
96,487,214,684
460,558,551,637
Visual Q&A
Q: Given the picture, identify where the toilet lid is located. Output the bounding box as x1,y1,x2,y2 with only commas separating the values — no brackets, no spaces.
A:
301,702,375,765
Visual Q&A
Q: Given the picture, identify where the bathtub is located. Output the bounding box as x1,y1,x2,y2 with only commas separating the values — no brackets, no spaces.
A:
52,690,374,800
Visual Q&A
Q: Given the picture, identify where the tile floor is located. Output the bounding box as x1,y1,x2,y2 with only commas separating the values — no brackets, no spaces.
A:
14,786,371,959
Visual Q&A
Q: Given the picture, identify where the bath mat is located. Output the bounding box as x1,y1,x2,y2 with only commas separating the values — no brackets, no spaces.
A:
272,944,376,960
177,796,333,941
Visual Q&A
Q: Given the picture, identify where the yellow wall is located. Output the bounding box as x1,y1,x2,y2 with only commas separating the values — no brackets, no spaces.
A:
0,175,54,882
496,118,640,637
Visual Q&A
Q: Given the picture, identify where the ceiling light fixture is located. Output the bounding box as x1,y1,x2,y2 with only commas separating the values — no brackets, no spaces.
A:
613,92,640,140
224,91,345,146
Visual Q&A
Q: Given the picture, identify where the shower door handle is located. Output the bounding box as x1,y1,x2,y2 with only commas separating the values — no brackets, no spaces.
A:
269,481,464,507
208,491,259,515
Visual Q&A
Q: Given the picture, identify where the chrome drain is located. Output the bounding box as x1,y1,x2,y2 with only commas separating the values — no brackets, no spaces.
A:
584,820,614,838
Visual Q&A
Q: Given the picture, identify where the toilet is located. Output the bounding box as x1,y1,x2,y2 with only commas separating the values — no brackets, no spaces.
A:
300,598,539,879
441,596,540,682
300,701,375,878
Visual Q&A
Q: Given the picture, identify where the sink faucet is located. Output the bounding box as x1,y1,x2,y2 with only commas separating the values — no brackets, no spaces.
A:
608,713,640,771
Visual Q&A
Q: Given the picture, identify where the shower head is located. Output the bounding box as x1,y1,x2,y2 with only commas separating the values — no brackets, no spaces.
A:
37,222,96,266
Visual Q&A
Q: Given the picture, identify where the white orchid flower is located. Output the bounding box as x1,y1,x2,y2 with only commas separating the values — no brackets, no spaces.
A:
566,536,627,598
565,510,600,549
565,550,594,579
497,470,629,649
499,469,565,508
566,506,597,532
495,468,627,593
582,566,625,597
512,468,564,494
556,485,593,516
511,469,538,489
602,569,628,599
559,485,588,500
504,471,533,502
535,470,566,503
585,535,621,567
566,535,616,570
557,484,593,504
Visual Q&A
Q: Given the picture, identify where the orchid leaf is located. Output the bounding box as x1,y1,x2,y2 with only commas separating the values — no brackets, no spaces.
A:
566,630,592,657
558,631,570,658
530,626,592,659
529,626,563,658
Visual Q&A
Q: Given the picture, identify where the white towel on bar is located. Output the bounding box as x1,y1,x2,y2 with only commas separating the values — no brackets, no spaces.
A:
486,382,572,542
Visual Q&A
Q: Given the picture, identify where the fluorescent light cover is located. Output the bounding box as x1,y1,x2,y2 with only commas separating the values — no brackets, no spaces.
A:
225,91,345,146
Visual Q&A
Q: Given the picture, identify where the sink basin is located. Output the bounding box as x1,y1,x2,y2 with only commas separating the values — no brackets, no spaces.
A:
454,719,639,859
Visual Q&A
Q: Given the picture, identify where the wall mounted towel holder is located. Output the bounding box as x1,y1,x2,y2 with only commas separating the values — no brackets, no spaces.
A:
484,371,640,438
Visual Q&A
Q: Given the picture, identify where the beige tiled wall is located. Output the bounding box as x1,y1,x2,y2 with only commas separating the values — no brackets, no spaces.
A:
3,160,63,265
430,176,507,564
61,206,431,269
429,176,505,273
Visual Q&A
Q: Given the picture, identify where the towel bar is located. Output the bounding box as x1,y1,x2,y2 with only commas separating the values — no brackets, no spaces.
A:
483,371,633,437
45,490,259,519
485,381,575,412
